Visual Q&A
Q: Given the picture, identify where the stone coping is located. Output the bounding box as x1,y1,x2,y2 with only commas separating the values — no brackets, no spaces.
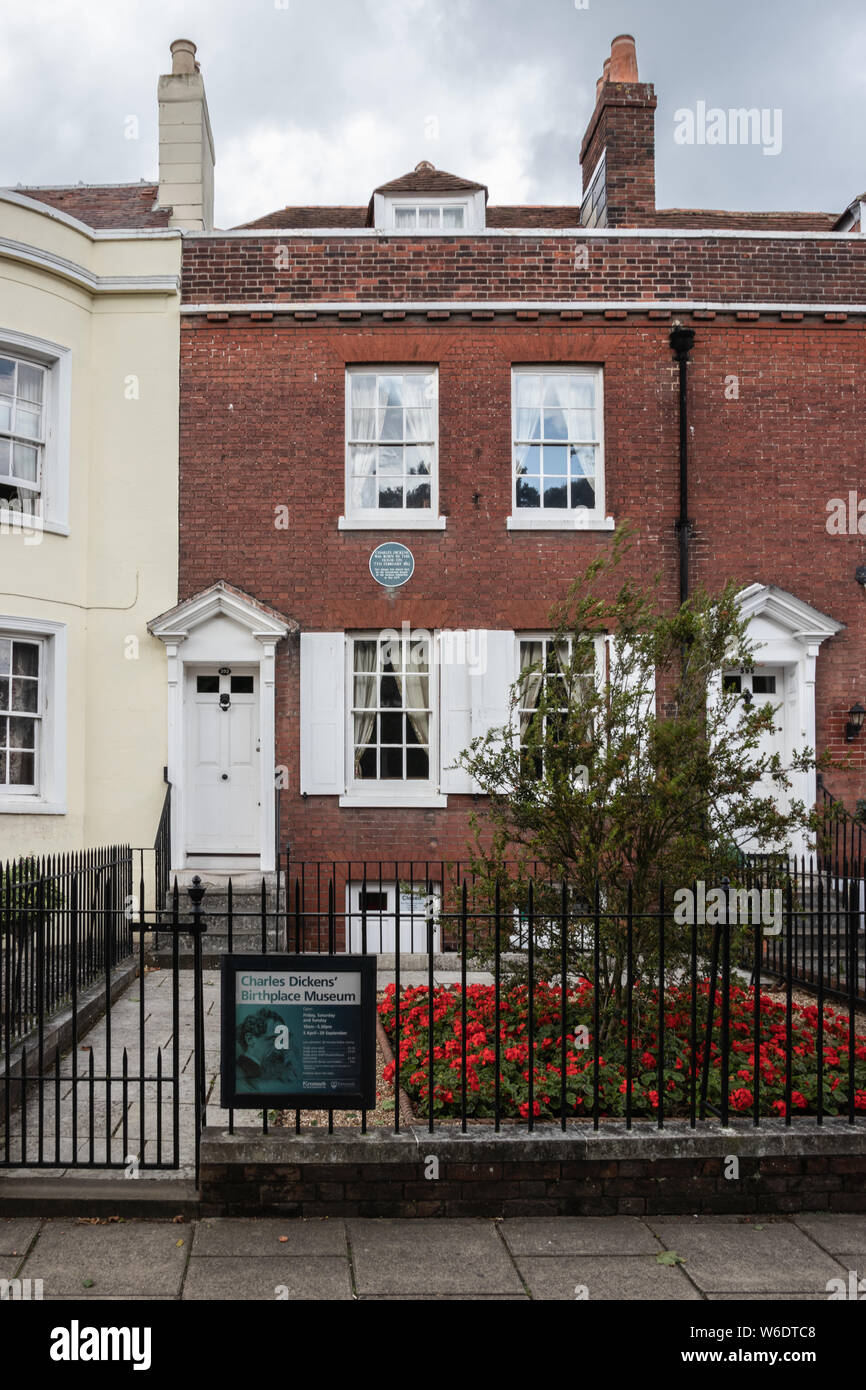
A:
200,1118,866,1167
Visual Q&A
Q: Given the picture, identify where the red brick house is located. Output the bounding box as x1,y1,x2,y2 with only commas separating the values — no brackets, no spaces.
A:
149,35,866,911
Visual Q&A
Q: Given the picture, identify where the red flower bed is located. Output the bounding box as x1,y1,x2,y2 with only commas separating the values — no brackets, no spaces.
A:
378,979,866,1121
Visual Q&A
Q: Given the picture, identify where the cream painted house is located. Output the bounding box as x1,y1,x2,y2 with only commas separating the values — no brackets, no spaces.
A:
0,190,181,856
0,39,214,861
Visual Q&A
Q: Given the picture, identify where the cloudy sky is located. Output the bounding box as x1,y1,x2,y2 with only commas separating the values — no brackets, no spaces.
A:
2,0,864,228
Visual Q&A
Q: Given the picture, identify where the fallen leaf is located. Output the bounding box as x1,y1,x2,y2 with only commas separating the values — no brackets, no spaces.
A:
657,1251,686,1266
279,1236,288,1243
176,1238,184,1247
82,1278,94,1288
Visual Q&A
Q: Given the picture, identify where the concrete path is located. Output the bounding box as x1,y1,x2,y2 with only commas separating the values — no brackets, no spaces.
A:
1,1213,863,1300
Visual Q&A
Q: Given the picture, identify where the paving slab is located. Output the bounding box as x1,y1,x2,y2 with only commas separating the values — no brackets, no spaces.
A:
501,1216,664,1257
644,1217,846,1294
356,1292,529,1300
347,1218,524,1296
21,1219,188,1297
182,1256,352,1300
793,1214,866,1255
47,1284,177,1295
193,1217,346,1257
517,1254,702,1301
707,1292,827,1301
0,1218,40,1255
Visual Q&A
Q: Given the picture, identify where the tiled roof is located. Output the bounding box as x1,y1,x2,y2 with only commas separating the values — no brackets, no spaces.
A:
651,208,839,232
11,182,172,229
372,166,488,197
487,206,584,227
234,203,843,233
237,205,369,230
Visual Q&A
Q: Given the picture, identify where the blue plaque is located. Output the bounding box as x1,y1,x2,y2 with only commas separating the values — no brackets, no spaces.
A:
369,542,415,588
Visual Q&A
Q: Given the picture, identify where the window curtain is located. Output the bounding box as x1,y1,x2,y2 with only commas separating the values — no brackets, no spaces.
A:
519,642,544,739
403,375,433,444
349,375,378,511
395,640,430,748
352,642,378,776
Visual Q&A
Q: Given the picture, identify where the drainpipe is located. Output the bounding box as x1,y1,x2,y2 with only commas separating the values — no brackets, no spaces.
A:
670,324,696,605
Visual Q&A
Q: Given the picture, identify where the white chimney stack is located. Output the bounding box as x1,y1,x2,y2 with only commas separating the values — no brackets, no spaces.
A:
157,39,215,231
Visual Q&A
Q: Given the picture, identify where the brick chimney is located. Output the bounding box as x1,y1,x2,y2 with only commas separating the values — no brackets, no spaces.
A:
579,35,656,228
157,40,215,231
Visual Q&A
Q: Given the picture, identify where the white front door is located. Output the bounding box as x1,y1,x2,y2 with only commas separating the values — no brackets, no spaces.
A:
346,881,441,953
723,665,791,822
186,668,260,856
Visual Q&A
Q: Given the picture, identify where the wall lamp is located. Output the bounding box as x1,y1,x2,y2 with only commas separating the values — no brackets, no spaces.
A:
845,701,866,742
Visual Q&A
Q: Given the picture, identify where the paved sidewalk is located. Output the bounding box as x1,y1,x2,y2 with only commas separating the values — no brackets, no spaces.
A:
1,1213,863,1300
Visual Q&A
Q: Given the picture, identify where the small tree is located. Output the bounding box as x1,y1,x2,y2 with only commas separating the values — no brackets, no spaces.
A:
457,534,833,1036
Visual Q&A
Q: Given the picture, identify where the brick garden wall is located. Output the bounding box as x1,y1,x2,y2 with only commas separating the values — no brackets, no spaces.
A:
198,1129,866,1217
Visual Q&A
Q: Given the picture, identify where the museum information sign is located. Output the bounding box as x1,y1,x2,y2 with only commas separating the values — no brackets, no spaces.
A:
220,954,376,1110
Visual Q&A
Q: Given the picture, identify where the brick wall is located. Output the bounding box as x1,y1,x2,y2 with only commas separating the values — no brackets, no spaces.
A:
178,312,866,861
579,83,657,227
180,234,866,306
199,1131,866,1217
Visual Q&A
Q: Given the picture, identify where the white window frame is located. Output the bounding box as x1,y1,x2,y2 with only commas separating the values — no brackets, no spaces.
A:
340,631,446,808
339,365,446,531
375,191,486,232
507,365,614,532
515,632,605,774
0,330,71,536
346,880,442,953
0,615,66,815
580,148,607,229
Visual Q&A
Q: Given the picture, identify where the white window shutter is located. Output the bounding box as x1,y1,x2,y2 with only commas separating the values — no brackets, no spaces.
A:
471,630,517,749
300,633,345,795
606,635,656,721
439,632,474,794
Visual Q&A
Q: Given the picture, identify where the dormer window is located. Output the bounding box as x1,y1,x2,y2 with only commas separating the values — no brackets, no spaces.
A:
391,201,467,230
372,165,487,232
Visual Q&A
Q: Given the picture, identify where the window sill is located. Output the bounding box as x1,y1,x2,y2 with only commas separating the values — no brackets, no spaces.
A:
507,514,616,532
0,798,66,815
338,515,447,531
339,792,448,809
0,510,69,538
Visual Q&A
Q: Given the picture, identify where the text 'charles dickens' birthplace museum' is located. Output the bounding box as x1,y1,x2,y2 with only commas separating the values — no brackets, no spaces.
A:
2,35,865,925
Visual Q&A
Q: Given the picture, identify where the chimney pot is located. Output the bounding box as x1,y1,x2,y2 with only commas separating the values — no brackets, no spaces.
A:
170,38,198,76
609,34,639,83
596,58,611,103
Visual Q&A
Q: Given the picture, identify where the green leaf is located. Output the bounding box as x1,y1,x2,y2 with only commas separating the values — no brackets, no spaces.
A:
656,1251,686,1266
82,1277,95,1288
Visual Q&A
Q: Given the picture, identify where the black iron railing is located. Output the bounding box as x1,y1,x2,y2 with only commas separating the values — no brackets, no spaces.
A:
1,870,187,1173
153,780,172,926
0,846,133,1052
817,778,865,874
197,857,866,1142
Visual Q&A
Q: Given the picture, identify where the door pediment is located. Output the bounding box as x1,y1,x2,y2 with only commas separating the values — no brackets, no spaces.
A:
736,584,843,646
148,580,296,648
